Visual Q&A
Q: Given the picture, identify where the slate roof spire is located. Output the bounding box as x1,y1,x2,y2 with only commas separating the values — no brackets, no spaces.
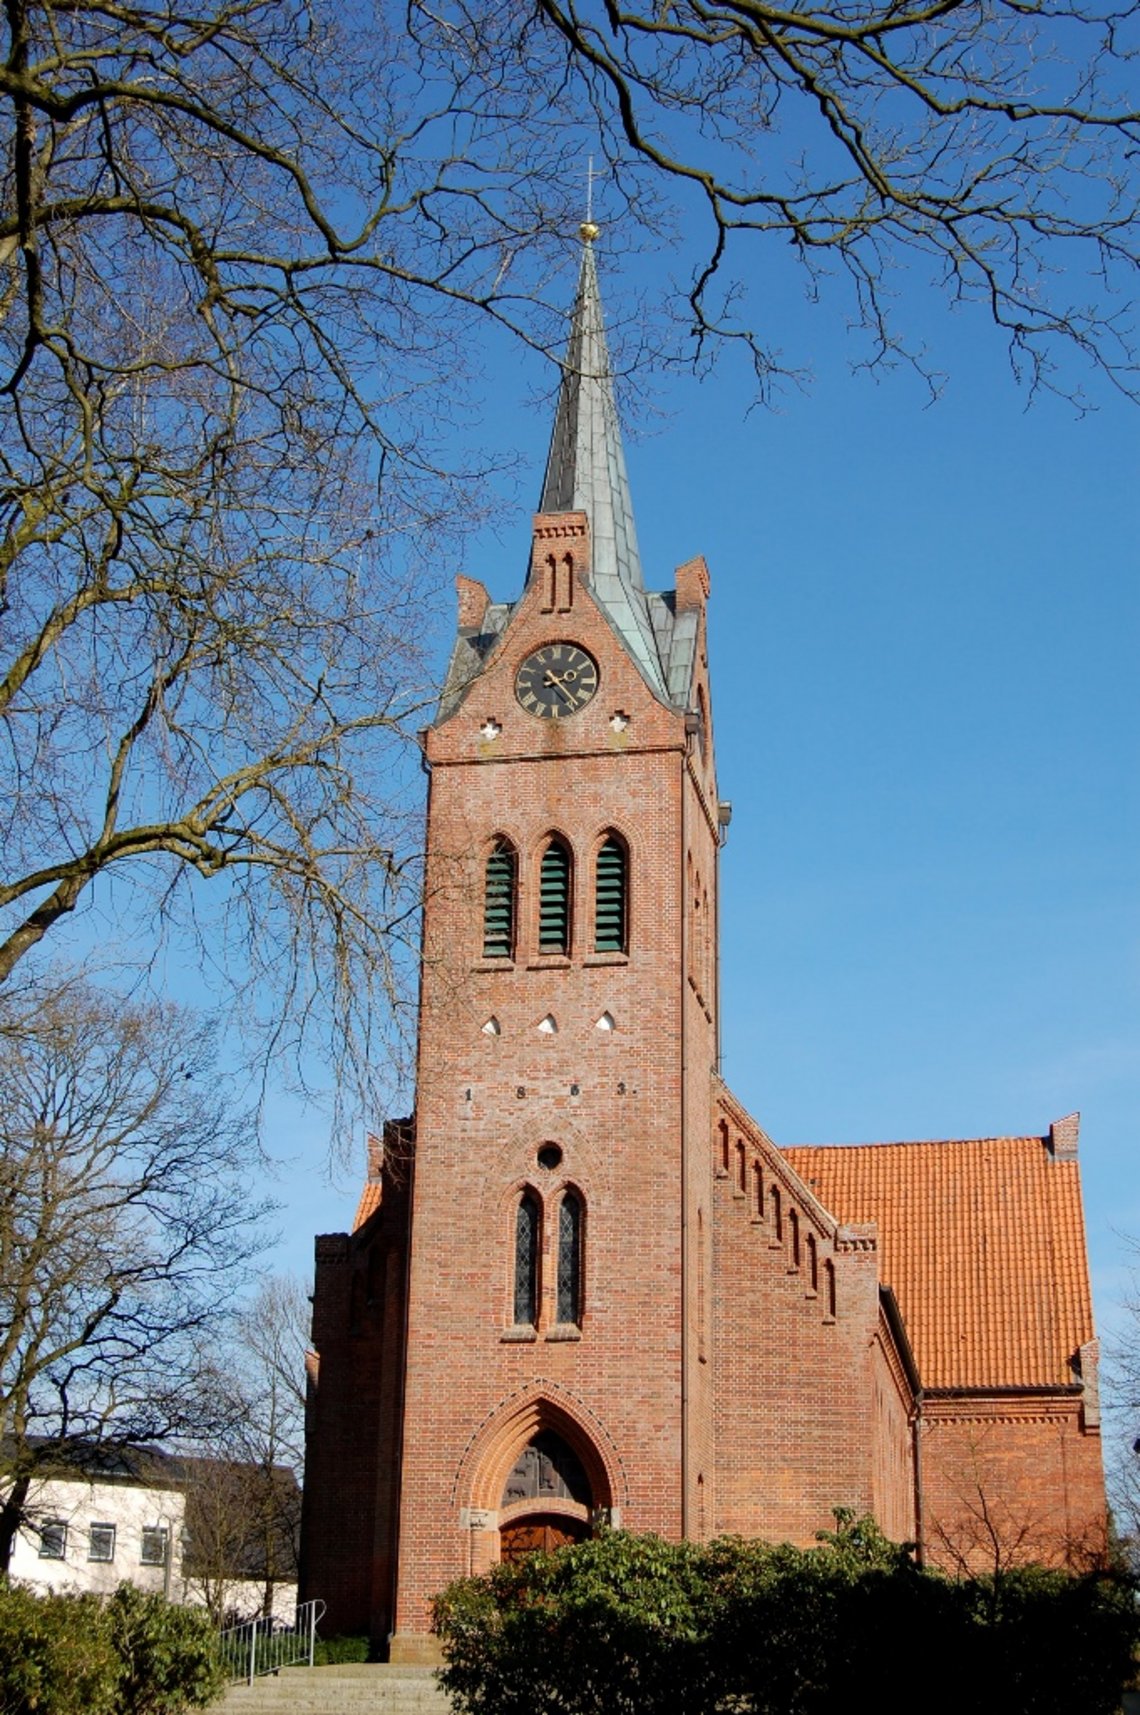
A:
538,227,669,700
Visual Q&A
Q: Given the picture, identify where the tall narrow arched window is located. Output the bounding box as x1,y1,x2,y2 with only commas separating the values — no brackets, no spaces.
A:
514,1192,540,1326
483,840,516,959
806,1232,819,1294
594,836,627,953
539,839,572,954
556,1190,583,1325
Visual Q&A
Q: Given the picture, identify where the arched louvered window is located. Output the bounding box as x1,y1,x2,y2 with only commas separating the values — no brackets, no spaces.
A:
557,1191,583,1325
594,836,627,953
514,1192,540,1326
539,839,572,954
483,840,516,959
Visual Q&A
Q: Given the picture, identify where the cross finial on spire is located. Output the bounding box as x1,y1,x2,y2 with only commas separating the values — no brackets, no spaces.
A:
580,155,600,243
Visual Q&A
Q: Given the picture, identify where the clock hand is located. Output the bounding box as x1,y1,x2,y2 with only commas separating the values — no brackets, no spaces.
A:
543,672,575,705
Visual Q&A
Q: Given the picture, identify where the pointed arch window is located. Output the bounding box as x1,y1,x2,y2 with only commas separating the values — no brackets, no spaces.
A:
483,840,516,959
594,836,627,953
556,1191,583,1326
539,839,572,954
514,1192,540,1326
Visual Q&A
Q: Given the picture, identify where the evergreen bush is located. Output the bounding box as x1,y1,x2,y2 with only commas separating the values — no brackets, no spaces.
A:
0,1581,224,1715
0,1582,119,1715
432,1520,1140,1715
106,1584,225,1714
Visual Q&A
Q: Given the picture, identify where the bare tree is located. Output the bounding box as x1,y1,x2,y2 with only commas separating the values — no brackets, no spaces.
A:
2,0,1137,1121
0,977,270,1572
182,1277,308,1622
523,0,1140,399
1103,1265,1140,1572
181,1454,302,1625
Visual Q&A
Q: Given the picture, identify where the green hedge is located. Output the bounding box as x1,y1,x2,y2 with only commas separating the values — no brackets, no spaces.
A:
0,1581,224,1715
433,1517,1140,1715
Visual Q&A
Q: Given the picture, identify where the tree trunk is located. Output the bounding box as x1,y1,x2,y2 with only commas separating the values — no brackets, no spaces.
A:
0,1472,31,1572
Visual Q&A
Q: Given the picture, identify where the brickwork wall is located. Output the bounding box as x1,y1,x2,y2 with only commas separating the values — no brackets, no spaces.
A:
870,1310,918,1544
920,1397,1107,1573
681,594,719,1540
710,1091,917,1544
301,1159,410,1640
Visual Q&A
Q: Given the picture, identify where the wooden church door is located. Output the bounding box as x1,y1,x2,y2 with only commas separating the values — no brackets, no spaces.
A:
498,1429,592,1560
499,1515,588,1561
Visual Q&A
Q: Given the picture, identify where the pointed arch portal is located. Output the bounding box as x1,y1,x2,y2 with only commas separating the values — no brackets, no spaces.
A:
498,1429,593,1560
457,1388,621,1566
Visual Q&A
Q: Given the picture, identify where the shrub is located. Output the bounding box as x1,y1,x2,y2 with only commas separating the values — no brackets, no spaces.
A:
0,1581,119,1715
106,1584,225,1715
0,1581,224,1715
432,1522,1140,1715
435,1530,714,1715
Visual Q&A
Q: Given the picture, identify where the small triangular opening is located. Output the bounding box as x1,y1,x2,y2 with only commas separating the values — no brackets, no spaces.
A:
595,1011,615,1032
538,1014,558,1035
481,1016,501,1036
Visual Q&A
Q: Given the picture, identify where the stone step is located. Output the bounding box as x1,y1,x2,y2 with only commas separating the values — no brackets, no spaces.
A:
219,1664,454,1715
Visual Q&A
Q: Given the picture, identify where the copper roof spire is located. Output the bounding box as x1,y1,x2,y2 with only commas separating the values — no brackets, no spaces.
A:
538,228,669,699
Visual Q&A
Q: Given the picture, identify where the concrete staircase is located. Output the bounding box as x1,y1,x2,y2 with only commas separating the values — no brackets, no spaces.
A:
220,1664,453,1714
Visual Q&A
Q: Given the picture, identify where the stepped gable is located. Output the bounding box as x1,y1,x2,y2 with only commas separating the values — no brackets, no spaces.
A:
783,1123,1094,1392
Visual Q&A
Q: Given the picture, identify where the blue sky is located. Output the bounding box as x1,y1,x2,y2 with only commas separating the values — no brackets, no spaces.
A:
268,225,1139,1451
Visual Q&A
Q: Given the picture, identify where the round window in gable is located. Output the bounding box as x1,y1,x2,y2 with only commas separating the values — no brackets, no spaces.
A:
537,1144,563,1172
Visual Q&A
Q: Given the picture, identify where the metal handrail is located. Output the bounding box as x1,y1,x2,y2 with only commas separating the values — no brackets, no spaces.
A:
218,1598,326,1685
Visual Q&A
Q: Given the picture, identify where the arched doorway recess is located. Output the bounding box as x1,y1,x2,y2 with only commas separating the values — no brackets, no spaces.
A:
498,1429,592,1561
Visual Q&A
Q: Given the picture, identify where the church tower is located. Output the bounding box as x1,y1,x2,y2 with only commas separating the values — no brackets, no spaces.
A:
390,226,722,1651
302,227,725,1655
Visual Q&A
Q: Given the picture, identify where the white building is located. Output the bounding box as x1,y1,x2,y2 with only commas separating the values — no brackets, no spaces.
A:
6,1444,299,1622
9,1464,187,1599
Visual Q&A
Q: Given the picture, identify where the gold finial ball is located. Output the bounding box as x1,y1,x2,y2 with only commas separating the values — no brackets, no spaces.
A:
579,220,600,242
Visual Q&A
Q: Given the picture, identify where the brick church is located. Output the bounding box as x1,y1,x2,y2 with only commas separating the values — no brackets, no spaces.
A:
301,227,1106,1659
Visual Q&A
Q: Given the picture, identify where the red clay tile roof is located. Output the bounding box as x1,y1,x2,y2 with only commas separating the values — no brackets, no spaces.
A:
353,1182,382,1231
783,1135,1094,1391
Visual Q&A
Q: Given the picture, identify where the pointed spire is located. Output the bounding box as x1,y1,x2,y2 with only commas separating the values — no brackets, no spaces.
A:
537,229,668,699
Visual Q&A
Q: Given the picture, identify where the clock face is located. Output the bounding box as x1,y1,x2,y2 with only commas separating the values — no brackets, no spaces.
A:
515,642,599,719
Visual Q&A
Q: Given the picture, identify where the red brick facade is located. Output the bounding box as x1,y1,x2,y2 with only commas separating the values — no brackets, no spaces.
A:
300,243,1105,1654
